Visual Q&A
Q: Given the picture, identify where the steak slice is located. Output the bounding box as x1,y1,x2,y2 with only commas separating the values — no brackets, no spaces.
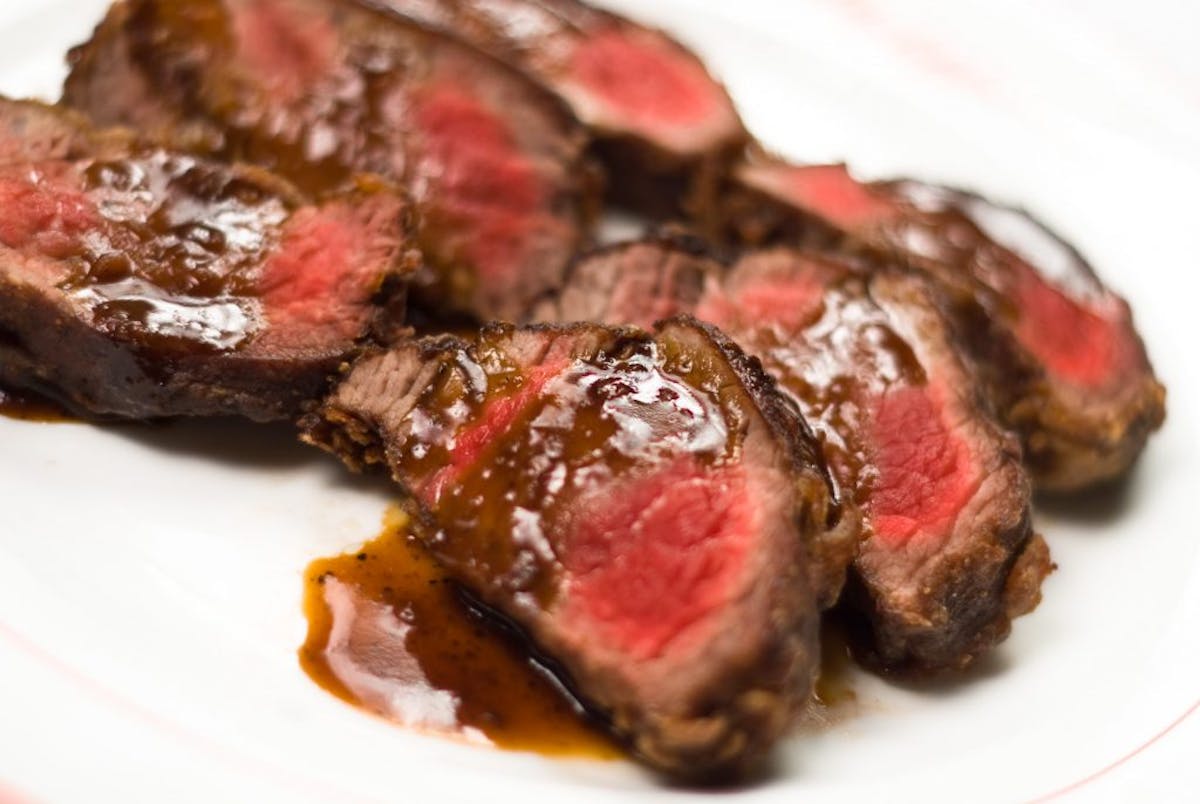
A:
541,238,1050,673
0,99,111,165
0,98,413,421
301,318,847,778
725,158,1166,491
64,0,596,324
364,0,748,219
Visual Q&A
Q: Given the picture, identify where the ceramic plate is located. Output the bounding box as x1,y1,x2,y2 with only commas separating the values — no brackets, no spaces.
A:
1,0,1197,801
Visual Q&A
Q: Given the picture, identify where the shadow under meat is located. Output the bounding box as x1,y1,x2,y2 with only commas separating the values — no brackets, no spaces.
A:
105,416,322,471
878,650,1015,699
657,755,786,796
1034,462,1144,524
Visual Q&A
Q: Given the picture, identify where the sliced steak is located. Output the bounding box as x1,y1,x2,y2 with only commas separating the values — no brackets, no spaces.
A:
0,98,413,421
301,318,847,778
365,0,748,218
541,239,1050,673
64,0,596,323
0,99,107,164
725,158,1166,491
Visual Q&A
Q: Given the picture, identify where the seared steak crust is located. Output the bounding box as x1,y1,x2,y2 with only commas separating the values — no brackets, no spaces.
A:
65,0,597,323
723,157,1165,492
302,318,849,777
363,0,748,219
0,97,414,421
538,237,1049,673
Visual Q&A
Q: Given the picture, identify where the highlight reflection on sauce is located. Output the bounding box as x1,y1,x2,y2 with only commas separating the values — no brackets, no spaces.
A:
300,507,620,758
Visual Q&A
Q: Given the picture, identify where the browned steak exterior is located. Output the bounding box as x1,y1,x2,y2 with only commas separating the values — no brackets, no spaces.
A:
540,238,1050,673
301,318,847,778
64,0,596,323
363,0,748,219
724,157,1166,492
0,98,413,421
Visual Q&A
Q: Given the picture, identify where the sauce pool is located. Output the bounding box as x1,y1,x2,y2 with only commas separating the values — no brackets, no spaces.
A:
814,622,858,708
299,507,621,758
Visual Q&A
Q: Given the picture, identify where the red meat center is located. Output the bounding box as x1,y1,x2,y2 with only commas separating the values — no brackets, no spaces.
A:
780,164,897,229
233,0,338,104
412,84,545,287
696,270,825,334
560,459,757,662
568,29,725,130
870,383,977,548
258,193,401,350
1009,259,1134,389
0,165,97,261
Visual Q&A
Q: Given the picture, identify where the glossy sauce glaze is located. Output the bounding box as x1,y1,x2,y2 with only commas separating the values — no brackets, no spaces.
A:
698,256,925,514
388,333,735,613
885,180,1104,301
300,507,620,757
62,150,292,353
125,0,582,320
876,181,1144,390
301,509,858,758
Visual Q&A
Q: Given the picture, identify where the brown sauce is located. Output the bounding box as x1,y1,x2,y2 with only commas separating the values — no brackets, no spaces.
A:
814,622,858,708
389,336,732,610
0,385,75,422
63,150,292,353
746,279,925,513
300,506,620,758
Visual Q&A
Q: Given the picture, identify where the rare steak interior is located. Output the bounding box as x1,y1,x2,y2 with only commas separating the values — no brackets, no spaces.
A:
724,156,1166,491
539,237,1052,672
301,318,854,777
0,0,1168,784
365,0,749,219
0,97,413,420
64,0,597,323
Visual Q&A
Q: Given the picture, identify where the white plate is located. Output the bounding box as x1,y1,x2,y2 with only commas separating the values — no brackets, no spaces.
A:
1,1,1198,801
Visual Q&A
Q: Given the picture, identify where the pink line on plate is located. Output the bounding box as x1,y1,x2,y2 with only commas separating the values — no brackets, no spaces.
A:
1033,698,1200,801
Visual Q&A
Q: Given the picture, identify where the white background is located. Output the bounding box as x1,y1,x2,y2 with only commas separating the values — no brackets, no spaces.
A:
0,1,1197,802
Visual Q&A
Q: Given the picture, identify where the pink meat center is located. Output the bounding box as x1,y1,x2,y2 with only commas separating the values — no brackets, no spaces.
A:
233,0,338,104
560,460,757,662
1009,259,1134,389
567,29,725,130
258,193,401,350
779,164,896,229
0,166,97,261
696,270,825,333
412,85,544,287
420,360,569,505
870,384,977,548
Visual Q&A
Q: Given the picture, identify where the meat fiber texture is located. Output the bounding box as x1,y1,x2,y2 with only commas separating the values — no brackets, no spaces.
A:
301,318,849,778
366,0,749,219
724,156,1166,492
63,0,598,325
0,97,414,421
539,236,1051,674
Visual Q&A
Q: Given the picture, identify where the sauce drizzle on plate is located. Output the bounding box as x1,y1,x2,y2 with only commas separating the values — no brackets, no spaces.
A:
300,507,621,758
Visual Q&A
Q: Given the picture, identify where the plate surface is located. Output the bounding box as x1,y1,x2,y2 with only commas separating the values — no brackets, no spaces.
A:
1,1,1198,801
